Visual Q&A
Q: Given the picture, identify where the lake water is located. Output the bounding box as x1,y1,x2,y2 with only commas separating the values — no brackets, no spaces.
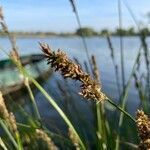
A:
0,36,148,137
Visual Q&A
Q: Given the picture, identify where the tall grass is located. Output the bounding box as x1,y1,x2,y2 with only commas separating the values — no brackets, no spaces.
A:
0,41,137,149
69,0,92,73
106,35,121,99
0,2,150,150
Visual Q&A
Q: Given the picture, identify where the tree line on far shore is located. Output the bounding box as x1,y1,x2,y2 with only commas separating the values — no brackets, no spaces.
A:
0,27,150,37
75,27,150,36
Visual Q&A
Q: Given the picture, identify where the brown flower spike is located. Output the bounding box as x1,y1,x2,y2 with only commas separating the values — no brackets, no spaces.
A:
136,110,150,150
36,129,57,150
0,91,18,134
40,43,106,102
68,127,80,150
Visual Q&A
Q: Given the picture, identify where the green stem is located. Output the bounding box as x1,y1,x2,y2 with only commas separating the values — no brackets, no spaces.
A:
118,0,125,92
0,137,8,150
106,98,135,123
69,0,93,73
30,77,86,150
15,132,23,150
96,103,107,149
9,56,86,149
0,119,18,149
115,46,142,149
17,66,86,149
25,79,41,121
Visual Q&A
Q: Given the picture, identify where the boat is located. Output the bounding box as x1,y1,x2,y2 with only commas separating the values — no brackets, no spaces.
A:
0,54,52,97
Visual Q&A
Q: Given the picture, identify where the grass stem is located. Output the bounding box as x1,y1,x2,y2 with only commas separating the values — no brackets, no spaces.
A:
0,119,18,149
25,78,41,121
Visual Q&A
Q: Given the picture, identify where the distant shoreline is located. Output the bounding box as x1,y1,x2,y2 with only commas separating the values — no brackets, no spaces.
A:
0,28,150,38
0,33,148,38
0,26,150,37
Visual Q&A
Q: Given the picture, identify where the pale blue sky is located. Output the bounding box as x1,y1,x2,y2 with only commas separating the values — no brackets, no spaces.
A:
1,0,150,32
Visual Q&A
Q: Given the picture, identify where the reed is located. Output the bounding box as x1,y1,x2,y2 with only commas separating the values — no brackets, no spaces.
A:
118,0,125,94
68,127,80,150
140,31,150,101
69,0,92,73
91,55,109,149
136,110,150,149
40,43,135,122
0,36,146,149
0,137,8,150
133,72,146,109
106,34,121,99
0,7,41,123
0,7,18,52
115,1,146,149
0,92,22,149
9,50,86,149
36,129,57,150
1,2,150,149
40,43,106,102
115,45,142,149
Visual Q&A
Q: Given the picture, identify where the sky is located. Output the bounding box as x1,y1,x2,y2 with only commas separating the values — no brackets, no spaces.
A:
0,0,150,32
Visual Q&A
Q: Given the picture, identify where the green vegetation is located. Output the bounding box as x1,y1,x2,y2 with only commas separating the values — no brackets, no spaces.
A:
75,27,97,36
115,27,135,36
0,26,149,37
